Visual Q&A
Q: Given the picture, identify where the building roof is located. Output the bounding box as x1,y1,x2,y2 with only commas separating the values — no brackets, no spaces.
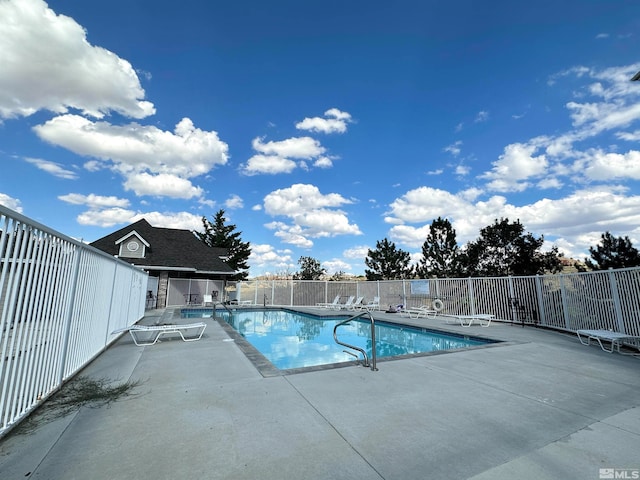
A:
90,219,235,275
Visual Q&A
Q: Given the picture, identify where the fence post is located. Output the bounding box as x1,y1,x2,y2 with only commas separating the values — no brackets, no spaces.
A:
468,277,476,315
58,245,82,383
608,270,626,333
290,279,294,306
534,275,545,326
559,275,571,330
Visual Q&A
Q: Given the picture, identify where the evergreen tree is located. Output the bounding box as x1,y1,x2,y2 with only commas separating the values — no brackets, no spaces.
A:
365,238,413,280
294,256,325,280
416,217,462,278
585,231,640,270
460,218,562,277
194,210,251,280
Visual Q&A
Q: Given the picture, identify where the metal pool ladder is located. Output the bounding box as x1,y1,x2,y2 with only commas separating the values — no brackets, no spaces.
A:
333,310,378,371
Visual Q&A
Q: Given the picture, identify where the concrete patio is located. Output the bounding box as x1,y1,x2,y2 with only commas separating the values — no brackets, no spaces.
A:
1,308,638,480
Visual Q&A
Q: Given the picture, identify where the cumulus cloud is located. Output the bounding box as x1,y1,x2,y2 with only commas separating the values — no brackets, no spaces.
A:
34,115,228,177
242,154,297,176
225,194,244,209
262,183,361,247
252,136,325,159
249,244,295,273
0,0,154,119
385,182,640,260
33,115,228,197
242,136,328,175
58,193,130,208
123,173,204,199
482,142,548,192
295,108,353,134
0,193,23,213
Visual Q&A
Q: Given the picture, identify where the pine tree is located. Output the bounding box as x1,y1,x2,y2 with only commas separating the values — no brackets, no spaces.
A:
585,231,640,270
460,218,562,277
365,238,413,280
195,210,251,280
293,256,325,280
416,217,461,278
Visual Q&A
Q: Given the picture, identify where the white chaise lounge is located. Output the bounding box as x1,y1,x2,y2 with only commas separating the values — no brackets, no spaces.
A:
401,306,437,319
316,295,341,309
576,329,640,354
442,314,494,327
112,322,207,346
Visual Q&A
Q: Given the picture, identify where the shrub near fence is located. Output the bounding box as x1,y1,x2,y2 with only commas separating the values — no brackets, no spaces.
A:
236,269,640,336
0,206,147,437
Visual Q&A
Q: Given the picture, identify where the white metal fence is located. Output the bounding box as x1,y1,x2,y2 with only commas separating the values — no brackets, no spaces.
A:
236,269,640,336
0,206,147,437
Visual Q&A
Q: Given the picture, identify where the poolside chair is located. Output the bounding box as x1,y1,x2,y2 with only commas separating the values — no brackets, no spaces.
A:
316,295,341,308
335,295,355,310
357,296,380,311
112,322,207,346
401,305,437,319
346,296,365,310
576,329,640,354
442,314,494,327
202,294,214,306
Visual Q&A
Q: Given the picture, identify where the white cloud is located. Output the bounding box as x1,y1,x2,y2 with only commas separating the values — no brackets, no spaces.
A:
242,136,329,176
252,136,325,159
77,208,136,227
34,115,228,178
24,157,78,179
123,173,204,199
483,142,548,192
385,183,640,260
242,154,297,175
295,108,353,134
573,150,640,181
323,259,352,274
249,244,295,272
58,193,130,208
444,140,462,157
313,156,333,168
81,209,203,231
225,194,244,209
0,193,23,213
0,0,154,119
343,245,370,259
262,183,361,247
474,110,489,122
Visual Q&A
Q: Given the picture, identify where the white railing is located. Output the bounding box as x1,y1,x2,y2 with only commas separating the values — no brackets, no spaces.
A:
0,205,147,437
236,269,640,336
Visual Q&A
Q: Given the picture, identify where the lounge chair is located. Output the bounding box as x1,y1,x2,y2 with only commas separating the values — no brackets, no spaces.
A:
345,296,365,310
336,295,355,310
402,306,437,319
576,329,640,354
316,295,341,308
112,322,207,346
358,296,380,311
442,314,494,327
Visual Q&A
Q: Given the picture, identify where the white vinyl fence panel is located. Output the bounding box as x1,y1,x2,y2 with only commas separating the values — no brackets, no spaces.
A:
236,268,640,335
0,206,147,437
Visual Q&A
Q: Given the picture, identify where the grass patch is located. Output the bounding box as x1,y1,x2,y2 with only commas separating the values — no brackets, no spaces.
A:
12,376,143,436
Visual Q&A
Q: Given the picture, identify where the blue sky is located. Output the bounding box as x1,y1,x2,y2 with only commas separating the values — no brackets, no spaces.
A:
1,0,640,277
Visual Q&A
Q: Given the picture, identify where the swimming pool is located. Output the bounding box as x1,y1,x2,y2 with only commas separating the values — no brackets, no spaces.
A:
194,308,497,371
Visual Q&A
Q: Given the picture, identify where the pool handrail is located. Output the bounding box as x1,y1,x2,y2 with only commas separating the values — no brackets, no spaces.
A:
333,310,378,371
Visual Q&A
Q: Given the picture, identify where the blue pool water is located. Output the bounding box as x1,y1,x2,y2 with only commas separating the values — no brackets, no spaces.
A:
186,308,496,370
